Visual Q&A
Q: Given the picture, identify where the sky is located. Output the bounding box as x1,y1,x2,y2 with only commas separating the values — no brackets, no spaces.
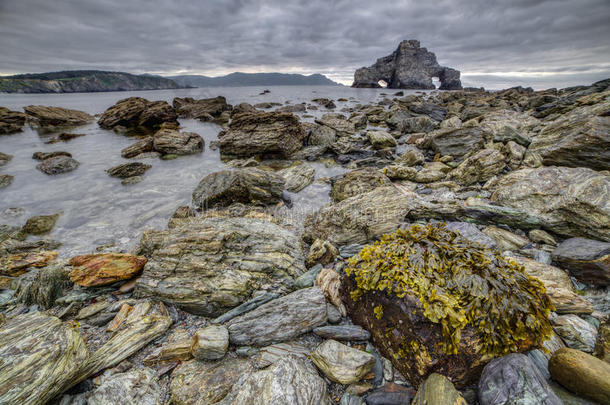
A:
0,0,609,89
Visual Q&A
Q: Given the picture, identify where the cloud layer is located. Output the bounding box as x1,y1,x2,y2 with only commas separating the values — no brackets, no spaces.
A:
1,0,609,88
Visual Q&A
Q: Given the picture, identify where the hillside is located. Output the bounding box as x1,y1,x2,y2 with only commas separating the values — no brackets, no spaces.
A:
0,70,180,93
168,72,340,87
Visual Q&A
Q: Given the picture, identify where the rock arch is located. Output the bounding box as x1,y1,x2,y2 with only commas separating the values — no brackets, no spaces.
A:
352,40,462,90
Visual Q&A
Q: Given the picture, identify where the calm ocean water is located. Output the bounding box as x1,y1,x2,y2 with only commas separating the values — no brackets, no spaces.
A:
0,86,419,256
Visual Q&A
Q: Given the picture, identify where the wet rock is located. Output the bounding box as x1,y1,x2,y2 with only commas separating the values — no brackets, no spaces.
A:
278,163,315,192
307,239,339,267
313,325,371,341
513,257,593,315
173,96,232,120
445,221,497,249
121,137,154,158
305,122,336,148
218,355,330,405
552,237,610,287
549,348,610,404
227,287,327,346
192,168,285,209
0,107,26,134
32,150,72,160
256,342,310,368
218,111,305,159
22,213,60,235
14,263,71,308
278,103,307,113
135,217,305,316
68,253,147,287
395,146,425,166
295,265,322,289
365,383,411,405
482,226,530,251
411,373,467,405
106,162,152,179
311,339,376,384
87,367,162,405
490,166,610,242
121,176,143,185
382,164,417,180
0,174,13,189
593,320,610,363
98,97,177,130
153,128,204,155
422,127,487,161
24,105,94,129
1,250,58,276
170,357,254,405
552,314,598,353
0,152,12,166
527,106,610,171
331,167,392,202
45,132,85,143
478,353,562,405
312,98,336,109
402,116,437,134
0,312,88,405
36,155,80,174
367,130,397,149
192,324,229,360
316,113,357,136
448,148,505,185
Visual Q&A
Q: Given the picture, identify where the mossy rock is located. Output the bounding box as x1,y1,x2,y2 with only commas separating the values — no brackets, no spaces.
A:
342,223,554,387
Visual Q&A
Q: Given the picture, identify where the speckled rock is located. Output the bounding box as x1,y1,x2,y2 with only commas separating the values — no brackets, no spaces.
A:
14,263,71,309
448,148,505,186
192,324,229,360
478,353,562,405
36,155,80,174
552,314,598,353
278,163,315,192
218,355,330,405
135,217,305,316
367,130,397,149
68,253,147,287
227,287,327,346
0,174,13,189
121,137,154,158
313,325,371,341
549,348,610,404
482,226,530,251
316,113,357,136
307,239,339,267
87,367,162,405
22,213,60,235
311,339,376,384
153,128,204,155
422,127,487,162
331,168,392,202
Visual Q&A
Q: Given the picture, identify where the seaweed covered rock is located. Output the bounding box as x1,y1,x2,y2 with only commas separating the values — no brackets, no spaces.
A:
341,223,554,387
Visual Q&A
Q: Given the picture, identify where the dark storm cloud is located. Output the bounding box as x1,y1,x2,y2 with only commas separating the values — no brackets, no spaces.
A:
1,0,609,88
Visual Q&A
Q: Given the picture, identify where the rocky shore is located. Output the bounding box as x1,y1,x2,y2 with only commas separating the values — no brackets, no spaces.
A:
1,78,609,405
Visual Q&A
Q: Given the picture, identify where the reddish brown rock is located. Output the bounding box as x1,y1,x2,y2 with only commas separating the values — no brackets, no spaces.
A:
1,251,58,276
68,253,147,287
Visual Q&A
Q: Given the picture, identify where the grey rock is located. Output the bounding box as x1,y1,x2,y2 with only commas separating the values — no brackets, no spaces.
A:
278,163,315,192
341,393,366,405
316,113,357,136
448,148,505,186
327,303,343,324
313,325,371,341
367,130,397,149
106,162,151,178
213,292,280,324
478,353,562,405
227,287,327,346
365,383,412,405
121,137,154,158
552,237,610,287
36,156,80,174
331,167,392,202
192,324,229,360
173,96,232,120
352,40,461,90
0,174,14,189
422,127,487,161
553,314,598,352
445,221,497,249
294,264,323,289
87,367,161,405
311,339,376,384
256,342,310,368
153,128,204,155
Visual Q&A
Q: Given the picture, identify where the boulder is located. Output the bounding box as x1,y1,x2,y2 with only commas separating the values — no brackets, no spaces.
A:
143,327,192,364
87,367,162,405
367,130,397,149
409,102,449,122
0,312,88,405
170,357,254,405
36,155,80,174
68,253,147,287
331,168,392,202
594,320,610,363
106,162,152,179
218,355,330,405
0,174,13,189
191,325,229,360
218,111,305,158
135,217,306,316
153,128,204,155
32,150,72,160
316,113,358,136
490,166,610,242
192,168,285,209
478,353,562,405
513,257,593,315
448,148,505,186
412,373,467,405
14,263,71,309
422,127,487,161
305,122,337,147
310,339,376,384
278,163,315,192
173,96,232,120
24,105,93,129
552,237,610,287
0,152,12,166
526,106,610,171
482,226,530,251
98,97,177,130
342,224,554,388
307,239,339,268
121,137,154,158
549,348,610,404
227,287,327,346
22,213,60,235
552,314,598,353
352,40,462,90
395,145,425,166
0,107,26,134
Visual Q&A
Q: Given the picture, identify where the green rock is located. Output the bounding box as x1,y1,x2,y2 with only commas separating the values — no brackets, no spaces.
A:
22,213,60,235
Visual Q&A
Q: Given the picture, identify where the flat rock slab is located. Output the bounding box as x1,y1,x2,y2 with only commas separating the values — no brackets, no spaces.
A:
227,287,327,346
313,325,371,341
24,105,94,128
135,217,305,316
69,253,147,287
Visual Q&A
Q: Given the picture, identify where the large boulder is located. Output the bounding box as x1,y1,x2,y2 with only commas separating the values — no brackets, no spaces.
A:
173,96,232,120
315,113,358,136
36,155,80,174
98,97,177,130
352,39,462,90
218,355,330,405
87,367,162,405
217,111,305,159
331,168,392,202
341,224,554,388
24,105,93,129
153,128,204,155
135,217,306,316
192,168,285,209
448,148,506,186
0,107,26,134
422,127,488,162
0,312,88,405
549,348,610,404
478,353,562,405
551,237,610,287
490,166,610,241
278,163,315,192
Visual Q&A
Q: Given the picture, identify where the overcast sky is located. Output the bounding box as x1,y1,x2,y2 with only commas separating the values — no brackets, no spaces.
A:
1,0,609,89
